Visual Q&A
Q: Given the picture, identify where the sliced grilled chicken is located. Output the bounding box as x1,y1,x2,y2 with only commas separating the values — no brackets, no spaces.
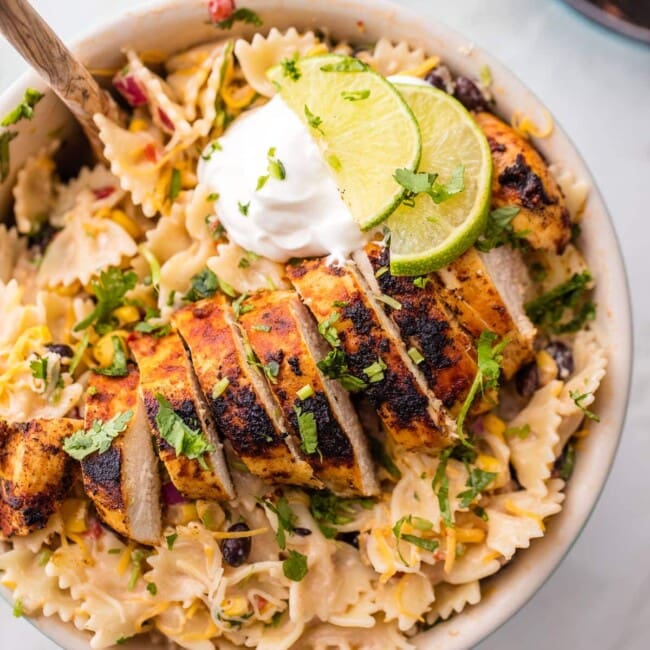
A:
130,332,234,501
355,243,486,415
240,291,379,497
82,367,161,545
0,418,80,537
475,111,571,254
437,247,535,378
287,259,455,451
173,298,320,488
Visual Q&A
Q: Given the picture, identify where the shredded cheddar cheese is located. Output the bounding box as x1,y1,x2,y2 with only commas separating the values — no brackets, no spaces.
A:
443,528,457,574
395,575,425,621
504,499,545,531
210,526,269,540
399,55,440,78
482,551,502,564
455,527,486,544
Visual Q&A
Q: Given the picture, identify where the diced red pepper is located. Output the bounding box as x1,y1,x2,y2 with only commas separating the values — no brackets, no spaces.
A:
113,67,148,107
208,0,236,23
157,107,175,133
93,186,115,200
142,142,158,163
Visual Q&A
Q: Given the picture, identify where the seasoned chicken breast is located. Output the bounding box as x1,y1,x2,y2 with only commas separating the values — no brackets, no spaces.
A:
173,298,320,488
130,332,234,501
0,418,80,537
287,259,455,451
82,367,161,545
356,243,486,415
437,247,536,378
240,291,379,497
475,111,571,254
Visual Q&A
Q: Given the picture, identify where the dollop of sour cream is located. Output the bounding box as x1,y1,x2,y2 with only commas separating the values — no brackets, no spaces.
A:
198,95,367,263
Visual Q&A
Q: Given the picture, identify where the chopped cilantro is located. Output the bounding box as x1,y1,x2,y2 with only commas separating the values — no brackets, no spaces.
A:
73,267,138,332
363,357,387,383
30,356,48,382
93,336,129,377
2,88,44,126
304,104,324,134
341,89,370,101
238,200,250,216
207,192,220,201
457,468,497,508
134,320,172,337
169,167,181,200
184,268,218,302
317,348,367,392
432,448,454,527
263,359,280,382
213,7,262,29
529,261,548,282
260,496,296,549
393,515,439,562
146,582,157,596
256,174,269,190
282,550,308,581
368,436,401,480
475,206,528,252
318,311,341,347
232,293,254,318
0,131,17,182
201,140,222,160
267,147,286,180
472,505,489,521
525,271,596,334
320,58,367,72
12,598,24,618
558,441,577,481
569,390,600,422
139,246,161,290
63,410,133,460
154,393,215,467
281,54,301,81
308,490,373,538
265,611,283,628
293,405,319,455
455,331,509,444
165,533,178,550
332,300,349,308
394,164,465,206
37,549,52,566
413,276,429,289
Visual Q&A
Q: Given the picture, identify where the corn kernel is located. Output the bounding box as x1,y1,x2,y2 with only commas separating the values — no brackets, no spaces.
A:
483,413,506,439
221,596,249,618
61,499,88,534
536,350,558,386
129,118,150,133
113,305,141,326
476,454,502,474
108,209,143,239
93,330,128,367
455,527,486,544
167,503,198,525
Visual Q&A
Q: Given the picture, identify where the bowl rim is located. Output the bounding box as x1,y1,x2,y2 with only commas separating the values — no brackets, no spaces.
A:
0,1,633,648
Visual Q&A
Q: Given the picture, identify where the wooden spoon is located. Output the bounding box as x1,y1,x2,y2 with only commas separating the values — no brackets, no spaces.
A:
0,0,122,159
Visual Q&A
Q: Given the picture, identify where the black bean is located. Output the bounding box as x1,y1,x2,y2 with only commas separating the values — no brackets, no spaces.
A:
515,361,539,397
336,531,359,548
424,70,447,91
545,341,574,380
45,343,74,358
453,77,489,112
293,527,312,537
220,522,251,567
27,222,60,253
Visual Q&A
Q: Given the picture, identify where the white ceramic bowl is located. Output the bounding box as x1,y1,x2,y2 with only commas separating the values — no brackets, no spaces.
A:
0,1,632,648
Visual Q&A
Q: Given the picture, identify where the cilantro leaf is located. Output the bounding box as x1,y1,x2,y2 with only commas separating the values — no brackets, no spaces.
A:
154,393,215,465
308,490,373,538
368,436,401,480
93,336,129,377
73,267,138,332
394,165,465,206
282,550,308,581
30,356,48,381
2,88,44,126
525,271,596,334
394,168,437,195
557,441,577,481
304,104,324,134
317,348,367,392
267,147,286,180
455,331,509,444
260,496,297,549
293,405,318,455
165,533,178,550
0,131,17,182
457,468,497,507
569,390,600,422
428,164,466,203
213,7,263,29
238,201,250,216
475,206,527,252
134,320,172,337
184,268,218,302
63,410,133,460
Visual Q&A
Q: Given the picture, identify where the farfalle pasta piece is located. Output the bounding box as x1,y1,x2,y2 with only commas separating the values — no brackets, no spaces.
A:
0,225,26,283
300,621,415,650
357,38,427,77
37,213,137,288
555,330,607,454
51,164,124,227
145,199,194,264
485,479,565,561
376,572,435,632
443,542,502,585
12,141,58,234
153,602,219,650
427,581,481,622
234,28,318,97
506,380,563,495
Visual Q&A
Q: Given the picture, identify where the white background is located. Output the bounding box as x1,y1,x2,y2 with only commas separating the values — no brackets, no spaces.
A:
0,1,648,648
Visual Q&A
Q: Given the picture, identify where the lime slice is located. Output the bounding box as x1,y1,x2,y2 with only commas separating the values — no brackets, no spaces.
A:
387,83,492,276
268,55,421,231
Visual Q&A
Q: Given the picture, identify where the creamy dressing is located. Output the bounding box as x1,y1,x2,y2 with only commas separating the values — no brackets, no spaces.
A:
197,95,367,263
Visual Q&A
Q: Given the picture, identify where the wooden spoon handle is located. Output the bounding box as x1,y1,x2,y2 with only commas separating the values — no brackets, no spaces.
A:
0,0,120,158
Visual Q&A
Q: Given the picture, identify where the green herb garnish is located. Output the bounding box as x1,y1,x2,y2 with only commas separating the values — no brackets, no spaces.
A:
309,490,373,538
12,598,24,618
93,336,129,377
165,533,178,550
63,410,133,460
146,582,157,596
392,515,439,563
0,131,17,182
169,168,181,200
282,550,308,581
413,276,429,289
238,201,250,216
475,206,529,252
201,140,222,160
293,405,319,455
457,468,497,508
363,357,387,383
368,436,401,480
569,390,600,422
134,320,172,337
394,164,465,207
184,268,218,302
318,311,341,347
260,496,297,549
304,104,324,134
317,348,367,392
558,441,576,481
213,7,263,29
2,88,44,126
281,54,301,81
30,356,48,382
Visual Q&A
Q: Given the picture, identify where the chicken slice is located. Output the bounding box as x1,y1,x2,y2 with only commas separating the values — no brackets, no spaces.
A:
173,298,320,488
287,259,455,451
82,366,161,545
130,332,234,501
437,247,536,378
240,291,379,497
0,418,80,537
355,243,485,415
475,111,571,254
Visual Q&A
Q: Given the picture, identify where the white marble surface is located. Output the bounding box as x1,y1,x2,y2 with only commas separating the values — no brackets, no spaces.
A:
0,0,648,648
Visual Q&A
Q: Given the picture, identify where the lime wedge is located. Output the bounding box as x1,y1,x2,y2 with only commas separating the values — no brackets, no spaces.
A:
387,84,492,276
268,55,421,231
